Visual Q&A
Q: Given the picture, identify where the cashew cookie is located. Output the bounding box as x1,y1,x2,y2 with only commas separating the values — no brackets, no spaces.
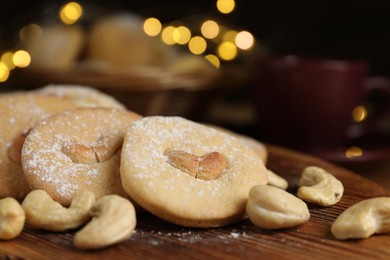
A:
120,116,268,228
21,107,142,206
0,92,79,199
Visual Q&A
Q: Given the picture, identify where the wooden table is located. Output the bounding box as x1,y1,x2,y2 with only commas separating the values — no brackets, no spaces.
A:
1,145,390,259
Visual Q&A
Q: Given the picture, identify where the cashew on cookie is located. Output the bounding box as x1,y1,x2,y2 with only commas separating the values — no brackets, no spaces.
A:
21,107,142,206
0,92,79,199
120,116,268,228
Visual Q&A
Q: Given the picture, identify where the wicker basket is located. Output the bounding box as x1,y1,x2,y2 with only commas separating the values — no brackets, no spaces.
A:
10,64,239,120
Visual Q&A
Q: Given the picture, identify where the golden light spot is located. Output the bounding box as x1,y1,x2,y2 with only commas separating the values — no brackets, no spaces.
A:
352,105,368,122
19,23,43,43
201,20,219,39
216,0,235,14
143,17,162,37
188,36,207,55
173,26,191,45
205,54,220,69
1,52,15,70
345,146,363,158
59,2,83,25
223,30,238,42
161,26,176,45
13,50,31,68
0,62,10,82
217,41,237,61
235,31,255,50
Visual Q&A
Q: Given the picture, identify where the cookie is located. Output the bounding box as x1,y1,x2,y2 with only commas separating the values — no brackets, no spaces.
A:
35,84,126,109
120,116,268,227
23,24,85,70
21,107,142,206
0,92,79,199
86,13,177,67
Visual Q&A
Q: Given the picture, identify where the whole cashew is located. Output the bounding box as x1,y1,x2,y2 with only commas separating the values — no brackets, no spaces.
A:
164,149,228,180
74,195,136,250
22,190,95,231
331,197,390,240
0,197,25,240
246,185,310,229
297,166,344,206
62,135,122,164
267,170,288,190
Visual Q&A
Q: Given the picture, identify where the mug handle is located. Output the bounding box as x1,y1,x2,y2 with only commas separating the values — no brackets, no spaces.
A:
347,76,390,138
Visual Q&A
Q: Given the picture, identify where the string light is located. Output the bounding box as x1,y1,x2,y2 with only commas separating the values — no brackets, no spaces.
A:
205,54,220,68
352,105,368,122
0,62,10,82
188,36,207,55
59,2,83,25
161,26,177,45
217,41,237,60
235,31,255,50
0,0,257,85
1,52,16,70
216,0,235,14
143,17,162,36
13,50,31,68
223,30,238,42
173,26,191,45
345,146,363,158
201,20,219,39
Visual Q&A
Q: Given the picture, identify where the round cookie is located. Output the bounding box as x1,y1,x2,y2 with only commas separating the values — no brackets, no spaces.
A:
22,107,142,206
120,116,268,228
0,92,79,199
35,84,126,109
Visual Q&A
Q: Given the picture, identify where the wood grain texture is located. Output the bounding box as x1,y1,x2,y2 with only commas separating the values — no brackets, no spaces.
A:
1,144,390,259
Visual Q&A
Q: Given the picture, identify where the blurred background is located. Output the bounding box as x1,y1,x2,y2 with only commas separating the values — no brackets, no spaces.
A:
0,0,389,180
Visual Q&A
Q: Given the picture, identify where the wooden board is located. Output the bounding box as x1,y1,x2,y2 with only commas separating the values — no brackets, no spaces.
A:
1,145,390,259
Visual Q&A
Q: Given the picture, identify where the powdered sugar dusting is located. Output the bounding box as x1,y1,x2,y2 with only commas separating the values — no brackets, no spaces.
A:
121,116,267,223
22,108,139,203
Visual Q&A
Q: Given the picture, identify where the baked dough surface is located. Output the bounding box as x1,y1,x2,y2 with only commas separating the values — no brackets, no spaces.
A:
22,107,142,206
0,93,78,199
120,116,268,227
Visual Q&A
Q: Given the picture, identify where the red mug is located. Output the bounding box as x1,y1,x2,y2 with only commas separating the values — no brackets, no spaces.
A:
250,55,390,156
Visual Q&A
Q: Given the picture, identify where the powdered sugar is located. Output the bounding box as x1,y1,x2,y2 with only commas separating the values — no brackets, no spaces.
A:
120,116,267,226
22,108,139,203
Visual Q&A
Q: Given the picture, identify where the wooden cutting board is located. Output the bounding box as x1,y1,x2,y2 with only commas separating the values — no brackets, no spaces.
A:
1,144,390,259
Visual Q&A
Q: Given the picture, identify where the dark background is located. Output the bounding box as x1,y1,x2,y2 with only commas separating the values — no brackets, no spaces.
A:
1,0,390,76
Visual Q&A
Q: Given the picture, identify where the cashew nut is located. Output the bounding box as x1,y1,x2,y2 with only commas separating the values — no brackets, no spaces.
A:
0,197,25,240
246,185,310,229
267,170,288,190
62,135,122,164
331,197,390,240
22,190,95,231
74,195,136,250
297,166,343,206
165,149,228,180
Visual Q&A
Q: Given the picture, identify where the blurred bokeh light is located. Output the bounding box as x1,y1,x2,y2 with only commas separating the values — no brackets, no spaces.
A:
352,105,368,123
216,0,235,14
13,50,31,68
143,17,162,37
173,26,191,45
59,2,83,25
235,31,254,50
217,41,237,60
188,36,207,55
201,20,219,39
